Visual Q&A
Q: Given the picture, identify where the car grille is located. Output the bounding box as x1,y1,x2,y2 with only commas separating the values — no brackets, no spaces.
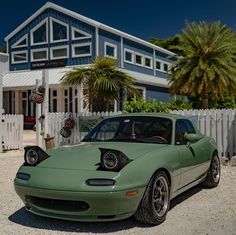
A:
28,196,89,212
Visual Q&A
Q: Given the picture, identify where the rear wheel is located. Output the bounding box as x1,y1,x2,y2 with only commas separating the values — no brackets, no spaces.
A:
134,171,170,225
202,154,220,188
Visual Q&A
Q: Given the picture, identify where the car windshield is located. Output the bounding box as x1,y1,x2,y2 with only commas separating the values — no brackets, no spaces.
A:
83,116,172,144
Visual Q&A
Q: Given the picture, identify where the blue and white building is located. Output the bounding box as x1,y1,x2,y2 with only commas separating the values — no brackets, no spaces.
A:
2,2,176,116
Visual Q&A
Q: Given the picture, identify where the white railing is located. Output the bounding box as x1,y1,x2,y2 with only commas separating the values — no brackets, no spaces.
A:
171,109,236,157
1,114,24,150
47,111,122,147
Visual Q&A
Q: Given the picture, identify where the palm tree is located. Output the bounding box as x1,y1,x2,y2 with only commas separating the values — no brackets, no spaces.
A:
169,21,236,109
61,57,139,111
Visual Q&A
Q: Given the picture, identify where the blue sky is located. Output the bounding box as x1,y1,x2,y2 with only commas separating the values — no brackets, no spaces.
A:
1,0,236,45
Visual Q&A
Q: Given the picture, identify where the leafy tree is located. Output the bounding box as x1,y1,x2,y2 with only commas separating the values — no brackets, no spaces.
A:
61,57,139,112
0,43,6,53
148,36,180,54
169,21,236,109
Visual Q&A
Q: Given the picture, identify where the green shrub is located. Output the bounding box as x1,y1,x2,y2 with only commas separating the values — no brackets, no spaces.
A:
123,97,192,113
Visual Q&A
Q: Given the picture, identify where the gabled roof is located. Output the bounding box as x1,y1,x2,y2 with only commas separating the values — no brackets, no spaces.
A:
5,2,176,56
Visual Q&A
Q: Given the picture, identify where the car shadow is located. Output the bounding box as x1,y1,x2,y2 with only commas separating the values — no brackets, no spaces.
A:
8,185,203,233
169,185,202,210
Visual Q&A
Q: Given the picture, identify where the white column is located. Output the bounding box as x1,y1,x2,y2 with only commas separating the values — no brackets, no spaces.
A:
15,90,20,114
42,70,49,139
35,79,42,147
96,27,99,57
77,84,83,114
121,37,124,68
0,73,3,152
57,87,64,112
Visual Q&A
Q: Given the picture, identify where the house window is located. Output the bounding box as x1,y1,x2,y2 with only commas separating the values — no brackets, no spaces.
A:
72,27,91,40
144,56,152,68
127,85,146,101
12,51,28,64
124,49,134,63
155,60,161,70
31,19,48,45
104,42,117,58
50,18,68,42
31,49,48,62
72,43,91,57
12,35,28,48
51,46,68,59
163,63,169,72
135,53,143,66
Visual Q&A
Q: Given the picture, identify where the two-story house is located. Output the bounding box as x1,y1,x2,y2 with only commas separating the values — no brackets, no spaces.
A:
2,2,176,117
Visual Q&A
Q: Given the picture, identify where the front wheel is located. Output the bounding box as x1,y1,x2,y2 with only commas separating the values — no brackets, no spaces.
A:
134,171,170,225
202,154,220,188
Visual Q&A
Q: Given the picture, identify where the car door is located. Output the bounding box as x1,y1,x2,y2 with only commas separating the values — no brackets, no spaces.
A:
175,119,202,188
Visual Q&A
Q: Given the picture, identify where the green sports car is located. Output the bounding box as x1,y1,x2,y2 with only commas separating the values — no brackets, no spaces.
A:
14,113,220,225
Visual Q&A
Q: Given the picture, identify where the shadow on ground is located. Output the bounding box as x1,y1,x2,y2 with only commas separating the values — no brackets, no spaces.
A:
8,185,202,233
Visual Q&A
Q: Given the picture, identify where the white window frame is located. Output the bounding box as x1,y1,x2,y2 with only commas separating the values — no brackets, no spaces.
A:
132,85,146,101
30,18,48,46
71,27,91,40
144,56,153,69
50,45,69,60
50,17,69,43
104,42,117,59
163,61,171,73
124,48,134,64
135,52,143,67
155,59,162,72
12,34,28,49
11,50,28,64
31,48,48,62
72,43,92,58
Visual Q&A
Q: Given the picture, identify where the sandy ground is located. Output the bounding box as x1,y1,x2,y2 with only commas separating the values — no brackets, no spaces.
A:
0,151,236,235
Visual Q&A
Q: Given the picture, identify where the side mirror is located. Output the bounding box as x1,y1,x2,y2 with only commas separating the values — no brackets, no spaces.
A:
185,133,202,143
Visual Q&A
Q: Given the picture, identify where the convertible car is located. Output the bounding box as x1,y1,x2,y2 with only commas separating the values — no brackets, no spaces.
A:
14,113,220,225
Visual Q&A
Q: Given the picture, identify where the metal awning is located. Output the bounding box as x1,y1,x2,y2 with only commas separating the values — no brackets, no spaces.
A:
2,67,169,90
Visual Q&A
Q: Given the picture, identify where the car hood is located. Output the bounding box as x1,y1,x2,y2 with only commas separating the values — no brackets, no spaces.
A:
39,142,167,170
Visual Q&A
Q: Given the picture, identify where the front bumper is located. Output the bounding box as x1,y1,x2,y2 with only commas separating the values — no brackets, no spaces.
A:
14,184,145,222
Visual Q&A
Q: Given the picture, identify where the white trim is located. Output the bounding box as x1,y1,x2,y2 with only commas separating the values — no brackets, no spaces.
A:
11,50,28,64
31,48,48,62
71,27,91,40
72,43,92,58
121,37,124,68
12,34,28,49
50,17,69,43
124,48,134,64
153,49,155,76
95,27,99,57
4,2,175,57
134,52,143,67
132,85,146,101
144,55,153,69
50,45,69,60
104,42,117,59
30,18,48,46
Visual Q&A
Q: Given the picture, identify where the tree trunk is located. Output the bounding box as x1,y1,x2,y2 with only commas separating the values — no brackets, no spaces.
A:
202,83,209,109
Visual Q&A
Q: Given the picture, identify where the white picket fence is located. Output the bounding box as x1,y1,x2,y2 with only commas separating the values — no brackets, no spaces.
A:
46,109,236,157
47,111,122,147
1,114,24,150
172,109,236,157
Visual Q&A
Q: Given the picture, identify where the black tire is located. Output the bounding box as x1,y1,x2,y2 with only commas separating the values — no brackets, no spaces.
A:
202,154,220,188
134,171,170,225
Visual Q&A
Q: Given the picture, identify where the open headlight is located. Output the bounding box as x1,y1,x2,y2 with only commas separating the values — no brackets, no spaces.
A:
99,148,131,172
24,146,49,166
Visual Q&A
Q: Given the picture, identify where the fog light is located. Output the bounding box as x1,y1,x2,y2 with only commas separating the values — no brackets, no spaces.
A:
16,172,31,181
86,179,115,186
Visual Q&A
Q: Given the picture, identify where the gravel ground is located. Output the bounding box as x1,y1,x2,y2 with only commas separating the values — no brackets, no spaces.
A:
0,151,236,235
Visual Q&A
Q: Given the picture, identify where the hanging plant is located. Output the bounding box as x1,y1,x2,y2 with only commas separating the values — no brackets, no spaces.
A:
31,93,44,104
60,127,72,138
64,117,76,129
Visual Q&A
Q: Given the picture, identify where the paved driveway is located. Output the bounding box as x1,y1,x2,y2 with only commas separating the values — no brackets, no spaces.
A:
0,152,236,235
